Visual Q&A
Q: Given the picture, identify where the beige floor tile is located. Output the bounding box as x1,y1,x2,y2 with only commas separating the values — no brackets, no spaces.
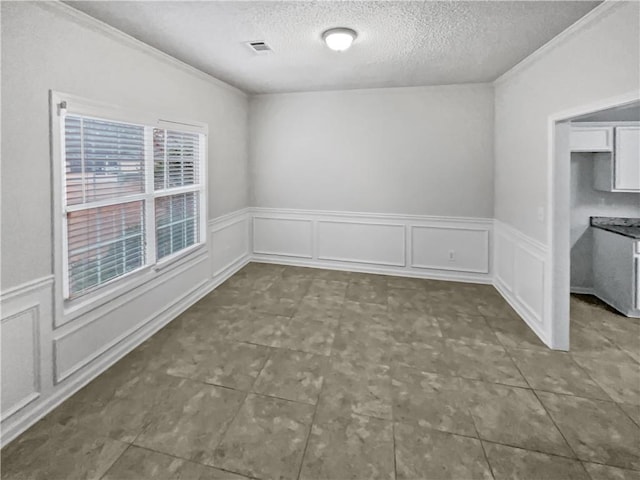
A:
571,355,640,406
440,339,528,387
386,275,431,290
437,312,501,345
619,403,640,428
510,348,611,400
1,420,127,480
582,462,640,480
391,365,478,436
387,287,432,313
279,317,336,356
387,310,442,344
293,295,343,327
253,349,327,404
229,311,292,347
332,322,396,364
300,413,394,480
210,394,314,480
483,443,589,480
5,268,639,480
305,278,348,301
394,422,493,480
317,357,393,421
484,315,548,351
160,338,270,390
469,383,574,457
102,445,249,480
346,279,388,305
538,391,640,470
134,379,245,463
47,370,180,443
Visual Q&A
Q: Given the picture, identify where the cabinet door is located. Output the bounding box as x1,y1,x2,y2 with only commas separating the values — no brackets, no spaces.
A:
614,126,640,191
570,126,613,152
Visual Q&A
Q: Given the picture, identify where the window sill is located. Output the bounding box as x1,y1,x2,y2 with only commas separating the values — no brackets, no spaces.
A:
61,243,208,326
153,242,207,273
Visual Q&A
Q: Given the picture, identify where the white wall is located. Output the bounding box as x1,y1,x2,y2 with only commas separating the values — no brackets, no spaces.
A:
1,1,250,290
494,1,640,244
250,83,494,218
570,153,640,291
0,2,252,446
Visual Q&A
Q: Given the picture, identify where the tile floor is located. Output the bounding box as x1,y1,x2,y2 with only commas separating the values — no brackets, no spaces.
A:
2,263,639,480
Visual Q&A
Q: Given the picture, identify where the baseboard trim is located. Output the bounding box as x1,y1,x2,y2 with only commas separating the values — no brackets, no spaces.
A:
251,255,493,285
494,277,551,348
570,286,594,295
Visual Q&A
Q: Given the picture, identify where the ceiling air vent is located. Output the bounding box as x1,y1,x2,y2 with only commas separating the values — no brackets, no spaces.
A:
247,41,273,55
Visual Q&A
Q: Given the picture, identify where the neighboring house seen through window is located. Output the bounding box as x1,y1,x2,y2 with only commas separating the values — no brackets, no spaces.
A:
58,102,206,300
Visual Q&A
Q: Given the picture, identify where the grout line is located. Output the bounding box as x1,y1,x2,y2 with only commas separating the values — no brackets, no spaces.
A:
476,433,496,480
98,443,133,480
294,363,324,480
204,348,274,469
390,371,398,480
392,416,587,463
505,348,581,461
124,444,260,479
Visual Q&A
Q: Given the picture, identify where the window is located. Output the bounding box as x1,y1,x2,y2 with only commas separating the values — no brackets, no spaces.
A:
58,99,206,300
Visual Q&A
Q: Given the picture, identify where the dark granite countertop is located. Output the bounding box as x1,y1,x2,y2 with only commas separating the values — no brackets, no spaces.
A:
590,217,640,240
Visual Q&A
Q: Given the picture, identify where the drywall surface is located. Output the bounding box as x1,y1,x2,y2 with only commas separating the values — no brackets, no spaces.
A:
570,153,640,290
1,2,249,289
494,1,640,244
250,83,494,217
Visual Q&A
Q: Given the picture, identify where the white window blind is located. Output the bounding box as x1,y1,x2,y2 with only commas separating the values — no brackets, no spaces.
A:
61,110,205,300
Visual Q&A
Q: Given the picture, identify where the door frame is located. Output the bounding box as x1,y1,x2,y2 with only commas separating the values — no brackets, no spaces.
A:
546,90,640,350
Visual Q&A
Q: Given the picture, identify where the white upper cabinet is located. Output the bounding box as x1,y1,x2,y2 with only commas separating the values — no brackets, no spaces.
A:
614,126,640,191
571,123,640,193
570,126,613,152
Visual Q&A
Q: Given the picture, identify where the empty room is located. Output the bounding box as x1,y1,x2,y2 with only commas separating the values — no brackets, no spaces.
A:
1,1,639,479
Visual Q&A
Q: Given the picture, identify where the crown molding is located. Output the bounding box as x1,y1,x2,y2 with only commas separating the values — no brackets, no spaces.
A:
36,1,248,98
494,0,625,86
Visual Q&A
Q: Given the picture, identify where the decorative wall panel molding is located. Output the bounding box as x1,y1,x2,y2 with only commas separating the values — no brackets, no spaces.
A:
493,220,549,346
1,306,41,419
411,226,489,273
210,208,251,277
251,208,493,284
317,220,405,267
253,216,313,258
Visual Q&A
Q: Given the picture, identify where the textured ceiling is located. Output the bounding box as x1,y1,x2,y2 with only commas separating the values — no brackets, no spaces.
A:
66,1,601,94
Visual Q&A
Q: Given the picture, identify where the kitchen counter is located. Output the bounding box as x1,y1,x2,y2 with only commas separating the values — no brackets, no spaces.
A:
590,216,640,240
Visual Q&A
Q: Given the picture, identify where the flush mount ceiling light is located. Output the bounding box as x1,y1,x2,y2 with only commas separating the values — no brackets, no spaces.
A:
323,28,357,52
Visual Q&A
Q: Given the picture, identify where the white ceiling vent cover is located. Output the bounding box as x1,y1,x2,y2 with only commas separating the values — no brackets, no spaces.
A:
247,41,273,54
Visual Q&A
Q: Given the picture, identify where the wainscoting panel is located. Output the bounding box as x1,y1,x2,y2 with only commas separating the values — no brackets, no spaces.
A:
1,307,40,419
252,208,493,284
53,254,210,382
494,228,515,289
514,245,546,326
317,221,405,266
210,210,251,277
493,220,550,346
411,226,489,273
253,216,313,258
0,276,54,446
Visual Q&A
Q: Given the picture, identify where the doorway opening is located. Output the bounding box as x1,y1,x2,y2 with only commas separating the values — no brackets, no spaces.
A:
549,93,640,351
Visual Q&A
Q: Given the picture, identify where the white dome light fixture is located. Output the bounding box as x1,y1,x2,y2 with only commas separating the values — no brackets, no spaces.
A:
323,27,357,52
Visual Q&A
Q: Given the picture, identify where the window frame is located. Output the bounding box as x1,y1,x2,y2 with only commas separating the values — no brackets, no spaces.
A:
50,91,208,326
